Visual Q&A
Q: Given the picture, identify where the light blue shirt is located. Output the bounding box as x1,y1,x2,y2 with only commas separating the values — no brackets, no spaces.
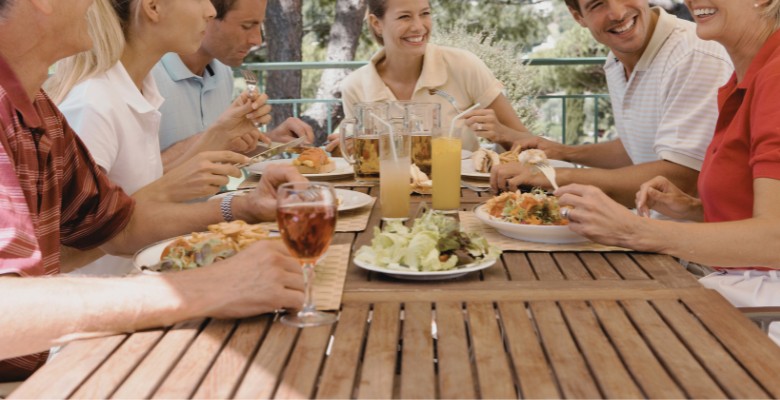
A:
152,53,234,150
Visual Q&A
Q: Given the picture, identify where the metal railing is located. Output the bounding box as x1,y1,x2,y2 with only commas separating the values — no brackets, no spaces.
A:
241,57,610,144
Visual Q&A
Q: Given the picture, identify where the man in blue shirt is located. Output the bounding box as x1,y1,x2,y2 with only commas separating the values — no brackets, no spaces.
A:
153,0,314,170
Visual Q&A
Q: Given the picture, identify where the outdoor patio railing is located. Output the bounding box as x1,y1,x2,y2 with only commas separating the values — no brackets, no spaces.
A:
241,57,610,144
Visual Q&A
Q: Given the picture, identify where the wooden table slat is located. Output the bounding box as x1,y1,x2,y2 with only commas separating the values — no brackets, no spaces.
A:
193,317,271,399
496,302,560,399
554,253,593,281
71,330,164,399
356,303,401,399
683,292,780,398
632,253,699,288
502,252,536,281
110,319,205,399
274,324,333,399
466,302,516,399
603,253,650,281
315,303,370,399
559,301,644,398
578,253,622,280
10,334,126,399
400,302,436,399
433,302,476,400
152,318,236,399
528,253,565,281
530,301,602,398
652,298,770,399
621,299,726,398
233,319,299,399
590,300,684,398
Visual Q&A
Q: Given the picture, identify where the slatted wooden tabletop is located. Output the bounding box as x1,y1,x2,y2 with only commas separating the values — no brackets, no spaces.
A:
11,187,779,399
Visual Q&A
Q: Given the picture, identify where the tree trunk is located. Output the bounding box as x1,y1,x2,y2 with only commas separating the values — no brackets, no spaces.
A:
301,0,367,144
265,0,303,128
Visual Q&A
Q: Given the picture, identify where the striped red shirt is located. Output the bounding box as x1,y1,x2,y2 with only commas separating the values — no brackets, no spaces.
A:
0,55,135,381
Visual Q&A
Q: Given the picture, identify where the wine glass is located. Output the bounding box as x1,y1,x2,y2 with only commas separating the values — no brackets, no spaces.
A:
276,181,339,327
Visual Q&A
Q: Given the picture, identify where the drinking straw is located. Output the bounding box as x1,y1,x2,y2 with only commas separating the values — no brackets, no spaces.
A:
369,111,397,161
448,102,481,138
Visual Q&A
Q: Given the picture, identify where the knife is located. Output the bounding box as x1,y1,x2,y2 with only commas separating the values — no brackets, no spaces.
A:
235,137,306,169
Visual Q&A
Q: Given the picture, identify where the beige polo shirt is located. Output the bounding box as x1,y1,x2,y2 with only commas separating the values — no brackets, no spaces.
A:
605,7,732,171
340,43,503,151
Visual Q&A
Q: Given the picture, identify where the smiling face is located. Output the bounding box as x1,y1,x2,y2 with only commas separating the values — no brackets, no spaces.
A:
684,0,764,49
201,0,266,67
569,0,656,67
157,0,217,56
369,0,431,57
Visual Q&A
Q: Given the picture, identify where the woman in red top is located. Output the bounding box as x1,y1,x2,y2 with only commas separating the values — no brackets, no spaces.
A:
554,0,780,342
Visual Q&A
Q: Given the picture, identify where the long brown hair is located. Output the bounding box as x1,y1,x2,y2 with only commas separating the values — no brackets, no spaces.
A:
367,0,388,45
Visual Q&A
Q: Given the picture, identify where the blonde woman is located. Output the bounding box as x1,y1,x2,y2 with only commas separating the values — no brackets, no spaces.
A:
47,0,270,275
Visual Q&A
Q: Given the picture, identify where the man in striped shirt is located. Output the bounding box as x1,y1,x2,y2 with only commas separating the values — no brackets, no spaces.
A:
492,0,733,209
0,0,304,382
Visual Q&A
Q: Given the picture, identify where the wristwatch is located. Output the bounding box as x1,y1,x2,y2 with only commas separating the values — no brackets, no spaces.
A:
220,192,237,222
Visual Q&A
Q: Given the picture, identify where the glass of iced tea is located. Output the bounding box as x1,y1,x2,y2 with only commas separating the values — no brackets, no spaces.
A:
276,182,338,327
340,102,389,184
390,102,440,176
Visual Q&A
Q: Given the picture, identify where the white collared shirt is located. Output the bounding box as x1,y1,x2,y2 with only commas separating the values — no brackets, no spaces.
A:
60,61,165,195
604,7,733,171
341,43,503,151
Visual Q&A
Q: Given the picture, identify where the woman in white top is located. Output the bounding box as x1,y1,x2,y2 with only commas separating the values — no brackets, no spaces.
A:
46,0,269,275
328,0,531,152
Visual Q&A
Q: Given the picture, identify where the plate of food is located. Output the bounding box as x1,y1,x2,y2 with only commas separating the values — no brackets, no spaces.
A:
246,148,353,180
132,220,273,273
210,188,371,213
474,189,587,244
353,210,501,280
462,147,577,180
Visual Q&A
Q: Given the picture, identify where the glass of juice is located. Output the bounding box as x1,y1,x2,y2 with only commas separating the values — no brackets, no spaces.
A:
432,124,463,213
339,102,388,184
276,181,338,327
379,130,411,220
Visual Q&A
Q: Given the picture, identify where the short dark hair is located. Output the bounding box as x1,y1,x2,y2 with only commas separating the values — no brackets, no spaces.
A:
564,0,581,13
367,0,388,45
212,0,239,20
0,0,13,18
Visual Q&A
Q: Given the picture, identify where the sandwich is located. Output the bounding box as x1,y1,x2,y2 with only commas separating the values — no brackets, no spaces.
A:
293,147,336,174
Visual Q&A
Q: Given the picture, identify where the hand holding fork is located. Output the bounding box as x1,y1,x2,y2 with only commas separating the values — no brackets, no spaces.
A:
241,69,271,128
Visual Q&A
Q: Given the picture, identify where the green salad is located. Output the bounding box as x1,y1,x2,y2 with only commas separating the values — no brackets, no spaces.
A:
354,211,501,272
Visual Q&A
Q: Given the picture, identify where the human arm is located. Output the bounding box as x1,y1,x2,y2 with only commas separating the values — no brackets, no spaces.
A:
491,158,699,208
635,175,704,220
462,94,532,149
0,239,304,361
134,151,249,203
555,178,780,268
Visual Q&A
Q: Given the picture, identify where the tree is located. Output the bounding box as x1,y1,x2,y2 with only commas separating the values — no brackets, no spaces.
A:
265,0,303,128
301,0,367,143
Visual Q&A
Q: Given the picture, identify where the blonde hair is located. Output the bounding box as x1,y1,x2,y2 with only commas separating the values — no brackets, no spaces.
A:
46,0,130,103
758,0,780,30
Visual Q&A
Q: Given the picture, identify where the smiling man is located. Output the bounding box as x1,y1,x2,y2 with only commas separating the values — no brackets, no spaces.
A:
492,0,733,208
153,0,313,170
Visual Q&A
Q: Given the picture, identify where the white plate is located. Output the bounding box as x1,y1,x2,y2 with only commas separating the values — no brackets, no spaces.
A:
246,158,354,180
210,188,371,213
132,237,179,273
336,189,374,212
354,257,496,281
474,203,587,244
460,159,577,180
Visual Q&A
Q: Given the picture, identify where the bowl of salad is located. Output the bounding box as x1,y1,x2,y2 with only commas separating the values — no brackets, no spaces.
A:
475,189,587,244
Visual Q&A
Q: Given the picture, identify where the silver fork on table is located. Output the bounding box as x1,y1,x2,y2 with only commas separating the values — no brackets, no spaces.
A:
428,88,462,114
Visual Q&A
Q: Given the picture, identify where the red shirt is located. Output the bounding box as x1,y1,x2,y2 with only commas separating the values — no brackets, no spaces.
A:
0,54,135,380
699,30,780,224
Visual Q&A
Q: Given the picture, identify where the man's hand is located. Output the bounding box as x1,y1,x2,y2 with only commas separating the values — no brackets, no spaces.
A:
490,161,553,192
511,134,567,161
266,117,314,144
233,164,309,222
201,92,273,154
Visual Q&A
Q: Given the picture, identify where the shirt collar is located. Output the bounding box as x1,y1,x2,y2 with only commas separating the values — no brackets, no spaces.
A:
160,52,203,82
363,43,448,100
0,53,42,128
106,61,164,114
738,28,780,89
634,7,674,72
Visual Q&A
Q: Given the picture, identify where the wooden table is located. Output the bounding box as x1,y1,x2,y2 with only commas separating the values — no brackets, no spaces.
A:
12,186,780,399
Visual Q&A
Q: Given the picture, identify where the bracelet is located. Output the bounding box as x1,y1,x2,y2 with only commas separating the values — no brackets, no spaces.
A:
220,192,237,222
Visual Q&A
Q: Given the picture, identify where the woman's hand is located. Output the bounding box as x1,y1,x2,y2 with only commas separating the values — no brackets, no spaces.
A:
635,176,703,220
463,108,504,143
134,151,248,203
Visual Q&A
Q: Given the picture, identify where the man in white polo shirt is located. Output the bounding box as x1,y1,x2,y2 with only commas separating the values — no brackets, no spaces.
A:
491,0,732,208
153,0,314,171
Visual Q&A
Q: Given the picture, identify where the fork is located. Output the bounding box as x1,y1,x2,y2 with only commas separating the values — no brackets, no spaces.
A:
534,162,559,191
241,69,263,129
428,88,463,114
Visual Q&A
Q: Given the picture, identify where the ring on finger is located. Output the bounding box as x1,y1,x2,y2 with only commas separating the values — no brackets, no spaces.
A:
476,122,484,131
561,207,571,219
